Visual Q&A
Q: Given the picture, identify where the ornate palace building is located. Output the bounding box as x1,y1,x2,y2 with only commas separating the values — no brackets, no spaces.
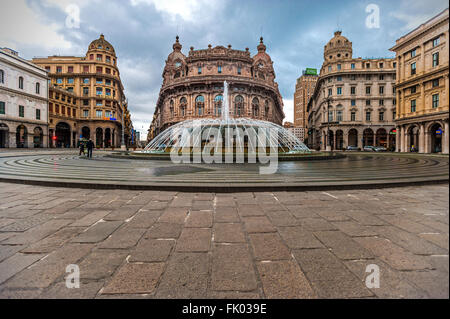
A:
307,31,397,151
294,69,318,142
32,34,132,148
390,8,449,154
147,37,285,140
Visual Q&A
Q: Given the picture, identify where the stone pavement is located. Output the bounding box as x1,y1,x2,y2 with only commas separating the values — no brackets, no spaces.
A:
0,182,448,299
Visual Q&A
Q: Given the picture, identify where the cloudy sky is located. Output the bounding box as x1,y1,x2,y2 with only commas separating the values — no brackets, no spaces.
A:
0,0,448,139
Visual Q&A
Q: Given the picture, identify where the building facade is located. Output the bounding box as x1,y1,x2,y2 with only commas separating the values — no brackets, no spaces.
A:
390,8,449,154
0,48,49,148
294,69,318,142
307,31,397,151
148,37,285,138
32,34,131,148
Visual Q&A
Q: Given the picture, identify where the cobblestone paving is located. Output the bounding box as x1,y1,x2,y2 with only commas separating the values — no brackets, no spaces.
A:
0,182,448,299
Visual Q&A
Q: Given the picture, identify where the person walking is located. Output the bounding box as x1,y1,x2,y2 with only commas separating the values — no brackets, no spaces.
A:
79,141,85,156
87,139,94,159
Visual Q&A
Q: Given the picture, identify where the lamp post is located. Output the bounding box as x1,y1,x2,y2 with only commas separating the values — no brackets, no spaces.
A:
325,96,333,152
120,99,127,151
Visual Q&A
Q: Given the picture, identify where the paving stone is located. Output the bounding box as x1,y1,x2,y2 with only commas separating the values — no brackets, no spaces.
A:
185,211,213,228
417,220,449,234
101,263,165,294
0,288,43,299
277,226,324,249
98,226,146,249
316,210,351,222
192,201,214,210
103,205,141,221
207,291,261,299
3,244,93,288
249,233,291,261
265,210,299,226
237,204,265,217
331,221,379,237
21,227,84,253
401,270,449,298
211,244,257,291
142,201,169,210
2,219,73,245
313,231,374,260
375,226,447,255
378,215,436,233
0,219,15,228
419,233,449,250
78,250,128,280
299,218,337,231
215,207,240,222
69,210,111,227
242,216,276,233
71,221,123,243
0,213,53,232
126,210,162,228
213,223,245,243
176,228,211,252
155,252,209,298
158,207,189,224
43,201,83,214
257,260,316,299
345,211,386,226
0,244,25,262
39,281,104,299
354,237,433,271
0,253,45,285
145,223,182,239
129,239,174,262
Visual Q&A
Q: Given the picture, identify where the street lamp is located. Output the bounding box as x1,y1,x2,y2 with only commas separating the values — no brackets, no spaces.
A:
325,96,333,152
120,99,127,151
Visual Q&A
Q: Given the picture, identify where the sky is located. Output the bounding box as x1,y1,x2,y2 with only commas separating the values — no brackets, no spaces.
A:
0,0,448,139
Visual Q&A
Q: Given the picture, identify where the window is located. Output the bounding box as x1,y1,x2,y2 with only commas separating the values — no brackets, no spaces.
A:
237,66,241,75
393,62,397,68
36,109,41,120
411,99,416,112
379,63,384,68
379,75,384,81
56,67,62,73
432,94,439,108
214,95,223,116
198,67,202,74
337,76,342,81
366,63,371,68
432,52,439,67
68,66,74,73
328,88,332,96
337,64,341,70
379,86,384,94
19,105,24,117
351,111,356,121
96,110,102,117
366,100,371,106
337,87,342,95
106,68,111,74
106,56,111,63
96,100,102,106
96,87,102,95
83,110,89,117
410,86,416,94
432,79,439,87
379,99,384,106
235,95,244,116
196,95,204,116
56,78,63,84
68,78,74,84
19,77,24,89
411,62,416,75
365,75,371,81
328,78,332,83
106,89,111,96
351,99,356,106
55,105,59,113
366,111,371,121
379,111,384,121
393,110,396,119
83,78,89,84
97,55,102,61
350,75,356,81
83,66,89,73
96,67,102,73
105,111,111,118
61,105,65,114
89,54,94,60
67,87,73,93
105,79,111,86
218,66,222,73
0,101,5,114
45,66,50,72
328,110,333,122
328,66,332,72
252,98,260,117
83,99,89,106
351,63,355,69
411,49,416,58
0,69,4,83
83,87,89,95
96,78,103,84
366,86,371,95
337,111,343,122
432,37,440,47
36,83,40,94
393,98,396,105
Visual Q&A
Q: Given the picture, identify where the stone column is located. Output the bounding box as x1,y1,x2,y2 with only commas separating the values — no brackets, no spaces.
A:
419,123,425,153
357,129,363,150
424,129,430,154
404,127,409,152
399,126,405,152
395,127,400,152
443,121,449,154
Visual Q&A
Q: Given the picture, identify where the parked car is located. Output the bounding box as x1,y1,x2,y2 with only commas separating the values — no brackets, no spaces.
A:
345,146,360,151
374,146,387,152
363,146,376,152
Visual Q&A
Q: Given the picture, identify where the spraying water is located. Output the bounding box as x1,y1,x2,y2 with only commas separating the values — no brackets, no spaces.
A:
223,81,229,122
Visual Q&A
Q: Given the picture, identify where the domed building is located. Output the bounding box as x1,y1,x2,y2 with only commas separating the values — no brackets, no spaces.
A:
147,37,285,140
32,34,132,148
307,31,397,151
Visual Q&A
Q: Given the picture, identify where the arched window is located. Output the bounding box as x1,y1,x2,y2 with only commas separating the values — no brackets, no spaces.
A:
174,71,180,79
19,76,24,89
214,95,223,116
169,100,174,118
252,98,259,117
180,97,187,117
36,83,40,94
234,95,244,116
196,95,204,116
0,70,4,83
265,100,269,116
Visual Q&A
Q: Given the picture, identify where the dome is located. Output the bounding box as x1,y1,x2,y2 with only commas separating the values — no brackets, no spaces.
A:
324,31,352,62
88,34,116,55
167,36,186,62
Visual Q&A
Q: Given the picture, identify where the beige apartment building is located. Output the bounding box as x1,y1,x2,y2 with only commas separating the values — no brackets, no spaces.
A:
294,69,318,142
390,8,449,154
307,31,397,151
32,34,132,148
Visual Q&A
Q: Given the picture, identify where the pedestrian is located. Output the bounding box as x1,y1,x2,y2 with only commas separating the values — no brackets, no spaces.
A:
79,141,85,156
87,139,94,158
